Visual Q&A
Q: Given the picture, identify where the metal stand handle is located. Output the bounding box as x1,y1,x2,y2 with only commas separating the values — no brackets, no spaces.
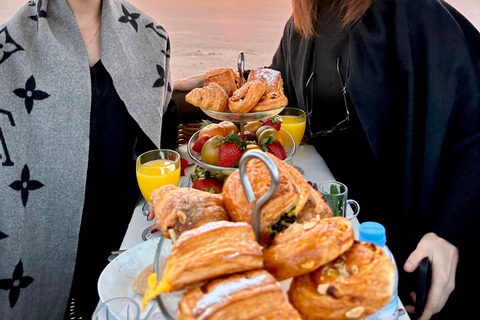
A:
237,51,245,87
239,150,280,243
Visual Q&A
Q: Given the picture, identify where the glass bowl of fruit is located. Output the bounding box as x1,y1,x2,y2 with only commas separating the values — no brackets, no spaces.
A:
187,123,296,177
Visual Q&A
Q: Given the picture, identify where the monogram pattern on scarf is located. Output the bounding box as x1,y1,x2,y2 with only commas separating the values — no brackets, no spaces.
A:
118,4,141,32
0,260,34,308
9,164,44,207
0,27,24,66
13,76,51,115
1,1,172,311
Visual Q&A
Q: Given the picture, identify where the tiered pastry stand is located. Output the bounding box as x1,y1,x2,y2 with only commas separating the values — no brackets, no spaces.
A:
153,150,280,319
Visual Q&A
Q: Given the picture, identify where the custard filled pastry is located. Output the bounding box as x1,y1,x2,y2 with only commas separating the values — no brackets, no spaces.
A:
249,91,288,112
288,241,395,320
222,152,332,248
247,68,285,94
179,270,302,320
227,80,265,113
150,185,229,241
185,82,229,112
204,68,242,97
264,217,354,281
142,221,263,308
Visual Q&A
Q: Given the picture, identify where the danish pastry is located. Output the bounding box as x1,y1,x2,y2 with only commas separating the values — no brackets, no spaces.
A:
249,91,288,112
263,217,354,281
186,82,229,112
247,68,285,94
150,185,229,241
288,241,395,320
204,68,242,97
227,80,265,113
141,221,263,308
179,270,302,320
222,152,332,248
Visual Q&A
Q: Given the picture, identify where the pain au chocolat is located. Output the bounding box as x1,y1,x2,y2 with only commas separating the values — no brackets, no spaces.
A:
222,153,336,280
150,185,229,241
288,241,395,320
141,221,263,309
178,270,302,320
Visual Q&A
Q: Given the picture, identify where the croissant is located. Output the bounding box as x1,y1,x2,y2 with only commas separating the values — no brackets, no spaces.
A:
186,82,229,112
204,68,242,97
179,270,302,320
288,241,395,320
150,185,229,241
249,91,288,112
227,80,265,113
141,221,264,309
222,152,332,248
263,217,354,281
247,68,285,94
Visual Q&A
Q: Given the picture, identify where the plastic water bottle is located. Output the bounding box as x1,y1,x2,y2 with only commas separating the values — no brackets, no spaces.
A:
359,222,399,320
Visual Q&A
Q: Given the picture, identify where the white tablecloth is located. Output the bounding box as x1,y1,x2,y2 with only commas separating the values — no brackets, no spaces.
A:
119,145,409,319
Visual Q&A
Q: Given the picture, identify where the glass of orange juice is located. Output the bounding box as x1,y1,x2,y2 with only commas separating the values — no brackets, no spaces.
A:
279,107,306,174
136,149,181,240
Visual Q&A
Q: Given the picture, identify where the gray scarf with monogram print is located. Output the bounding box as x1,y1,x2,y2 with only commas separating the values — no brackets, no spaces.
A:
0,0,172,318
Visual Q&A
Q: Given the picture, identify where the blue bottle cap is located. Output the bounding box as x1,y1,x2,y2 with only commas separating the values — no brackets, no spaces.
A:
359,221,386,246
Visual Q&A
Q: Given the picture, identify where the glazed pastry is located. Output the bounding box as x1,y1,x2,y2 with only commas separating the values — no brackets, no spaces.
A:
141,221,264,308
132,264,153,296
249,91,288,112
222,152,332,248
288,241,395,320
247,68,285,94
186,82,229,112
227,80,265,113
150,185,229,241
263,217,354,281
204,68,242,97
179,270,302,320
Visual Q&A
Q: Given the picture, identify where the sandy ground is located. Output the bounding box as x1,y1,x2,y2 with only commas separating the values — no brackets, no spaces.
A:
1,0,479,80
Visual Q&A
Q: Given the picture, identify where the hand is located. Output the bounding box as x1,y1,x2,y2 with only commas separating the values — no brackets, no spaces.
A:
173,73,205,91
403,232,458,320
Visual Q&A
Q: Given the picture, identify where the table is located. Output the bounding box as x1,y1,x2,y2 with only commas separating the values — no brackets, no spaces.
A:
118,145,410,319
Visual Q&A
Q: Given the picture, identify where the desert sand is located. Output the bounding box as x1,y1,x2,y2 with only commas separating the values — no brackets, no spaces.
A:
1,0,479,80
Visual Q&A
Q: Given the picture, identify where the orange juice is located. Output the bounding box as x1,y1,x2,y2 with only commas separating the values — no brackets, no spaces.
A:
136,159,180,204
280,115,306,147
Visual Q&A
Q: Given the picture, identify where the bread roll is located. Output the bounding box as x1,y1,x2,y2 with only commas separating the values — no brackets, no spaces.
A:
288,241,395,320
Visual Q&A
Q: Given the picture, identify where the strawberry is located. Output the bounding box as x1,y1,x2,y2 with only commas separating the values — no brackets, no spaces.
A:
218,132,247,167
261,116,282,131
192,134,211,153
180,158,188,176
192,177,223,194
260,136,287,160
